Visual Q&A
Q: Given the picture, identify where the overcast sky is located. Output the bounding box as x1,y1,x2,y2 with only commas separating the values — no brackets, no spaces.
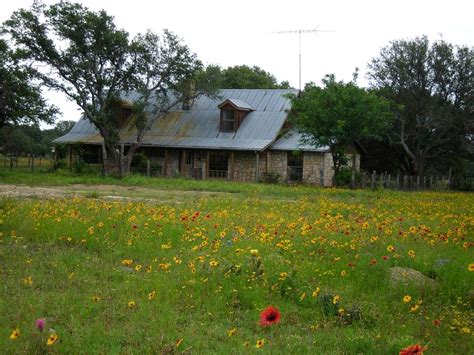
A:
1,0,473,126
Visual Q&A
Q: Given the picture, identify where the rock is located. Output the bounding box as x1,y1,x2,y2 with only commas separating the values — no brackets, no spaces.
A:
389,266,437,289
434,258,451,267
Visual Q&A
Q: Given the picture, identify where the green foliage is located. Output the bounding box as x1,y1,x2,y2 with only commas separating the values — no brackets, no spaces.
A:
334,167,362,187
263,171,281,184
0,39,57,127
4,2,219,175
290,74,394,175
368,36,474,176
73,160,100,174
220,65,290,89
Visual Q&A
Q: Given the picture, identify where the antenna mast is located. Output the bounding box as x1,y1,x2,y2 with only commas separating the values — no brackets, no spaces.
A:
275,26,334,91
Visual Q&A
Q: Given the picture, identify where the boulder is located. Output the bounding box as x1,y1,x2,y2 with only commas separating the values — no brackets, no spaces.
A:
389,266,436,289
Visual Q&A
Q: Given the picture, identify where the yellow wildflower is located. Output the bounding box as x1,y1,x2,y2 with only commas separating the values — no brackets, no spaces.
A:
312,287,321,298
46,333,58,346
10,328,20,340
255,339,265,348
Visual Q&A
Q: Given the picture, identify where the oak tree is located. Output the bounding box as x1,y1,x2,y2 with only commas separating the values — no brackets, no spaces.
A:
368,36,473,176
0,39,57,127
4,1,218,175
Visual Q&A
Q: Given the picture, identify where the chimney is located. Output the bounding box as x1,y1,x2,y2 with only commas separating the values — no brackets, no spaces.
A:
181,80,195,111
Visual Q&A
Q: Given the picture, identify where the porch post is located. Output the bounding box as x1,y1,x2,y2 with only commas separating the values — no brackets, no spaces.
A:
255,151,260,182
68,146,73,171
181,149,186,177
230,151,235,181
119,143,124,178
164,149,168,177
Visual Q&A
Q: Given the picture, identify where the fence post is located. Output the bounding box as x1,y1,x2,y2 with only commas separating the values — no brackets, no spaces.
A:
403,175,408,190
448,168,452,190
371,171,376,190
416,176,420,190
387,174,391,189
319,169,324,187
429,176,433,189
351,170,355,189
146,160,150,176
31,154,35,173
10,157,13,171
361,171,366,189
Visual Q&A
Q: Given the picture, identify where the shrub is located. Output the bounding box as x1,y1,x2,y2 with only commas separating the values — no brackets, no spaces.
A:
264,171,281,184
334,167,362,187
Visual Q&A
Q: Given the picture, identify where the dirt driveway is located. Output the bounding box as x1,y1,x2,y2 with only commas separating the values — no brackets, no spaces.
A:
0,184,231,203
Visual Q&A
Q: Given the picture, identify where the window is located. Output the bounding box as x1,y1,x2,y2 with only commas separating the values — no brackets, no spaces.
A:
209,151,228,178
185,151,194,165
221,110,235,132
287,152,303,182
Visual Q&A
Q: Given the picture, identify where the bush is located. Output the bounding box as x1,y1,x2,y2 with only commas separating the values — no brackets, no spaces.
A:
264,171,281,184
131,153,148,173
334,167,362,187
73,160,100,174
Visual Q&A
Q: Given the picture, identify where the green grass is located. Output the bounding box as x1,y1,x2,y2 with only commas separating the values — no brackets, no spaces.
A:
0,173,473,353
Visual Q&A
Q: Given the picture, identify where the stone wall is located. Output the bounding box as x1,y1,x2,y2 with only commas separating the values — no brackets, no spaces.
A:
302,152,324,185
323,153,334,186
266,151,288,182
129,147,357,186
232,151,265,182
162,149,179,177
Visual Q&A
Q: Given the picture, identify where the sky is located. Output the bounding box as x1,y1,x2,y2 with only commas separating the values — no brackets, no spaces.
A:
1,0,473,126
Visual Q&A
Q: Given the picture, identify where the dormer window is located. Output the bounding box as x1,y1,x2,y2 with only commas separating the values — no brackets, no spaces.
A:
218,99,253,133
222,110,235,131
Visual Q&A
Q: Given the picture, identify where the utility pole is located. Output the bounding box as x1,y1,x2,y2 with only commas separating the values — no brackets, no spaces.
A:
275,26,334,91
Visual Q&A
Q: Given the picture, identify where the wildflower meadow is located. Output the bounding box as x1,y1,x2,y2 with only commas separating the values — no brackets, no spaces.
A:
0,181,473,353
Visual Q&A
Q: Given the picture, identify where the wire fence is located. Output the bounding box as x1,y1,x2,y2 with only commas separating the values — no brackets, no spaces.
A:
2,154,54,172
353,170,472,191
2,154,472,191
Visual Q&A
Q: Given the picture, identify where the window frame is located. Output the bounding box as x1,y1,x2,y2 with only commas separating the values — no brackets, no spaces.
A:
221,109,236,132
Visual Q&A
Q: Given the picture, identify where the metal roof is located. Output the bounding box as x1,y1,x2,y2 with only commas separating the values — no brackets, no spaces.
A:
270,130,330,152
218,98,253,111
54,89,298,151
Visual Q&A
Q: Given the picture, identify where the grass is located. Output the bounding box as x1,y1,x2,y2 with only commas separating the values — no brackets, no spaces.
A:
0,170,473,353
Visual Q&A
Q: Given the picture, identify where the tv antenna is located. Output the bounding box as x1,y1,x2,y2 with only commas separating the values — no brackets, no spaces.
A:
275,26,335,91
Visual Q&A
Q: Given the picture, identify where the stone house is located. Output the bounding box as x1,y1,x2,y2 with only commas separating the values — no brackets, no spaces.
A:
54,89,360,185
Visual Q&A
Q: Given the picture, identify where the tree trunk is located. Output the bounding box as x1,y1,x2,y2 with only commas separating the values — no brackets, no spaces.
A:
351,152,357,189
413,155,426,177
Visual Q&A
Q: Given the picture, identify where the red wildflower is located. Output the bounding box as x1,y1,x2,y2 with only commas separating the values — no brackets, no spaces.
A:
399,344,427,355
259,306,281,327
